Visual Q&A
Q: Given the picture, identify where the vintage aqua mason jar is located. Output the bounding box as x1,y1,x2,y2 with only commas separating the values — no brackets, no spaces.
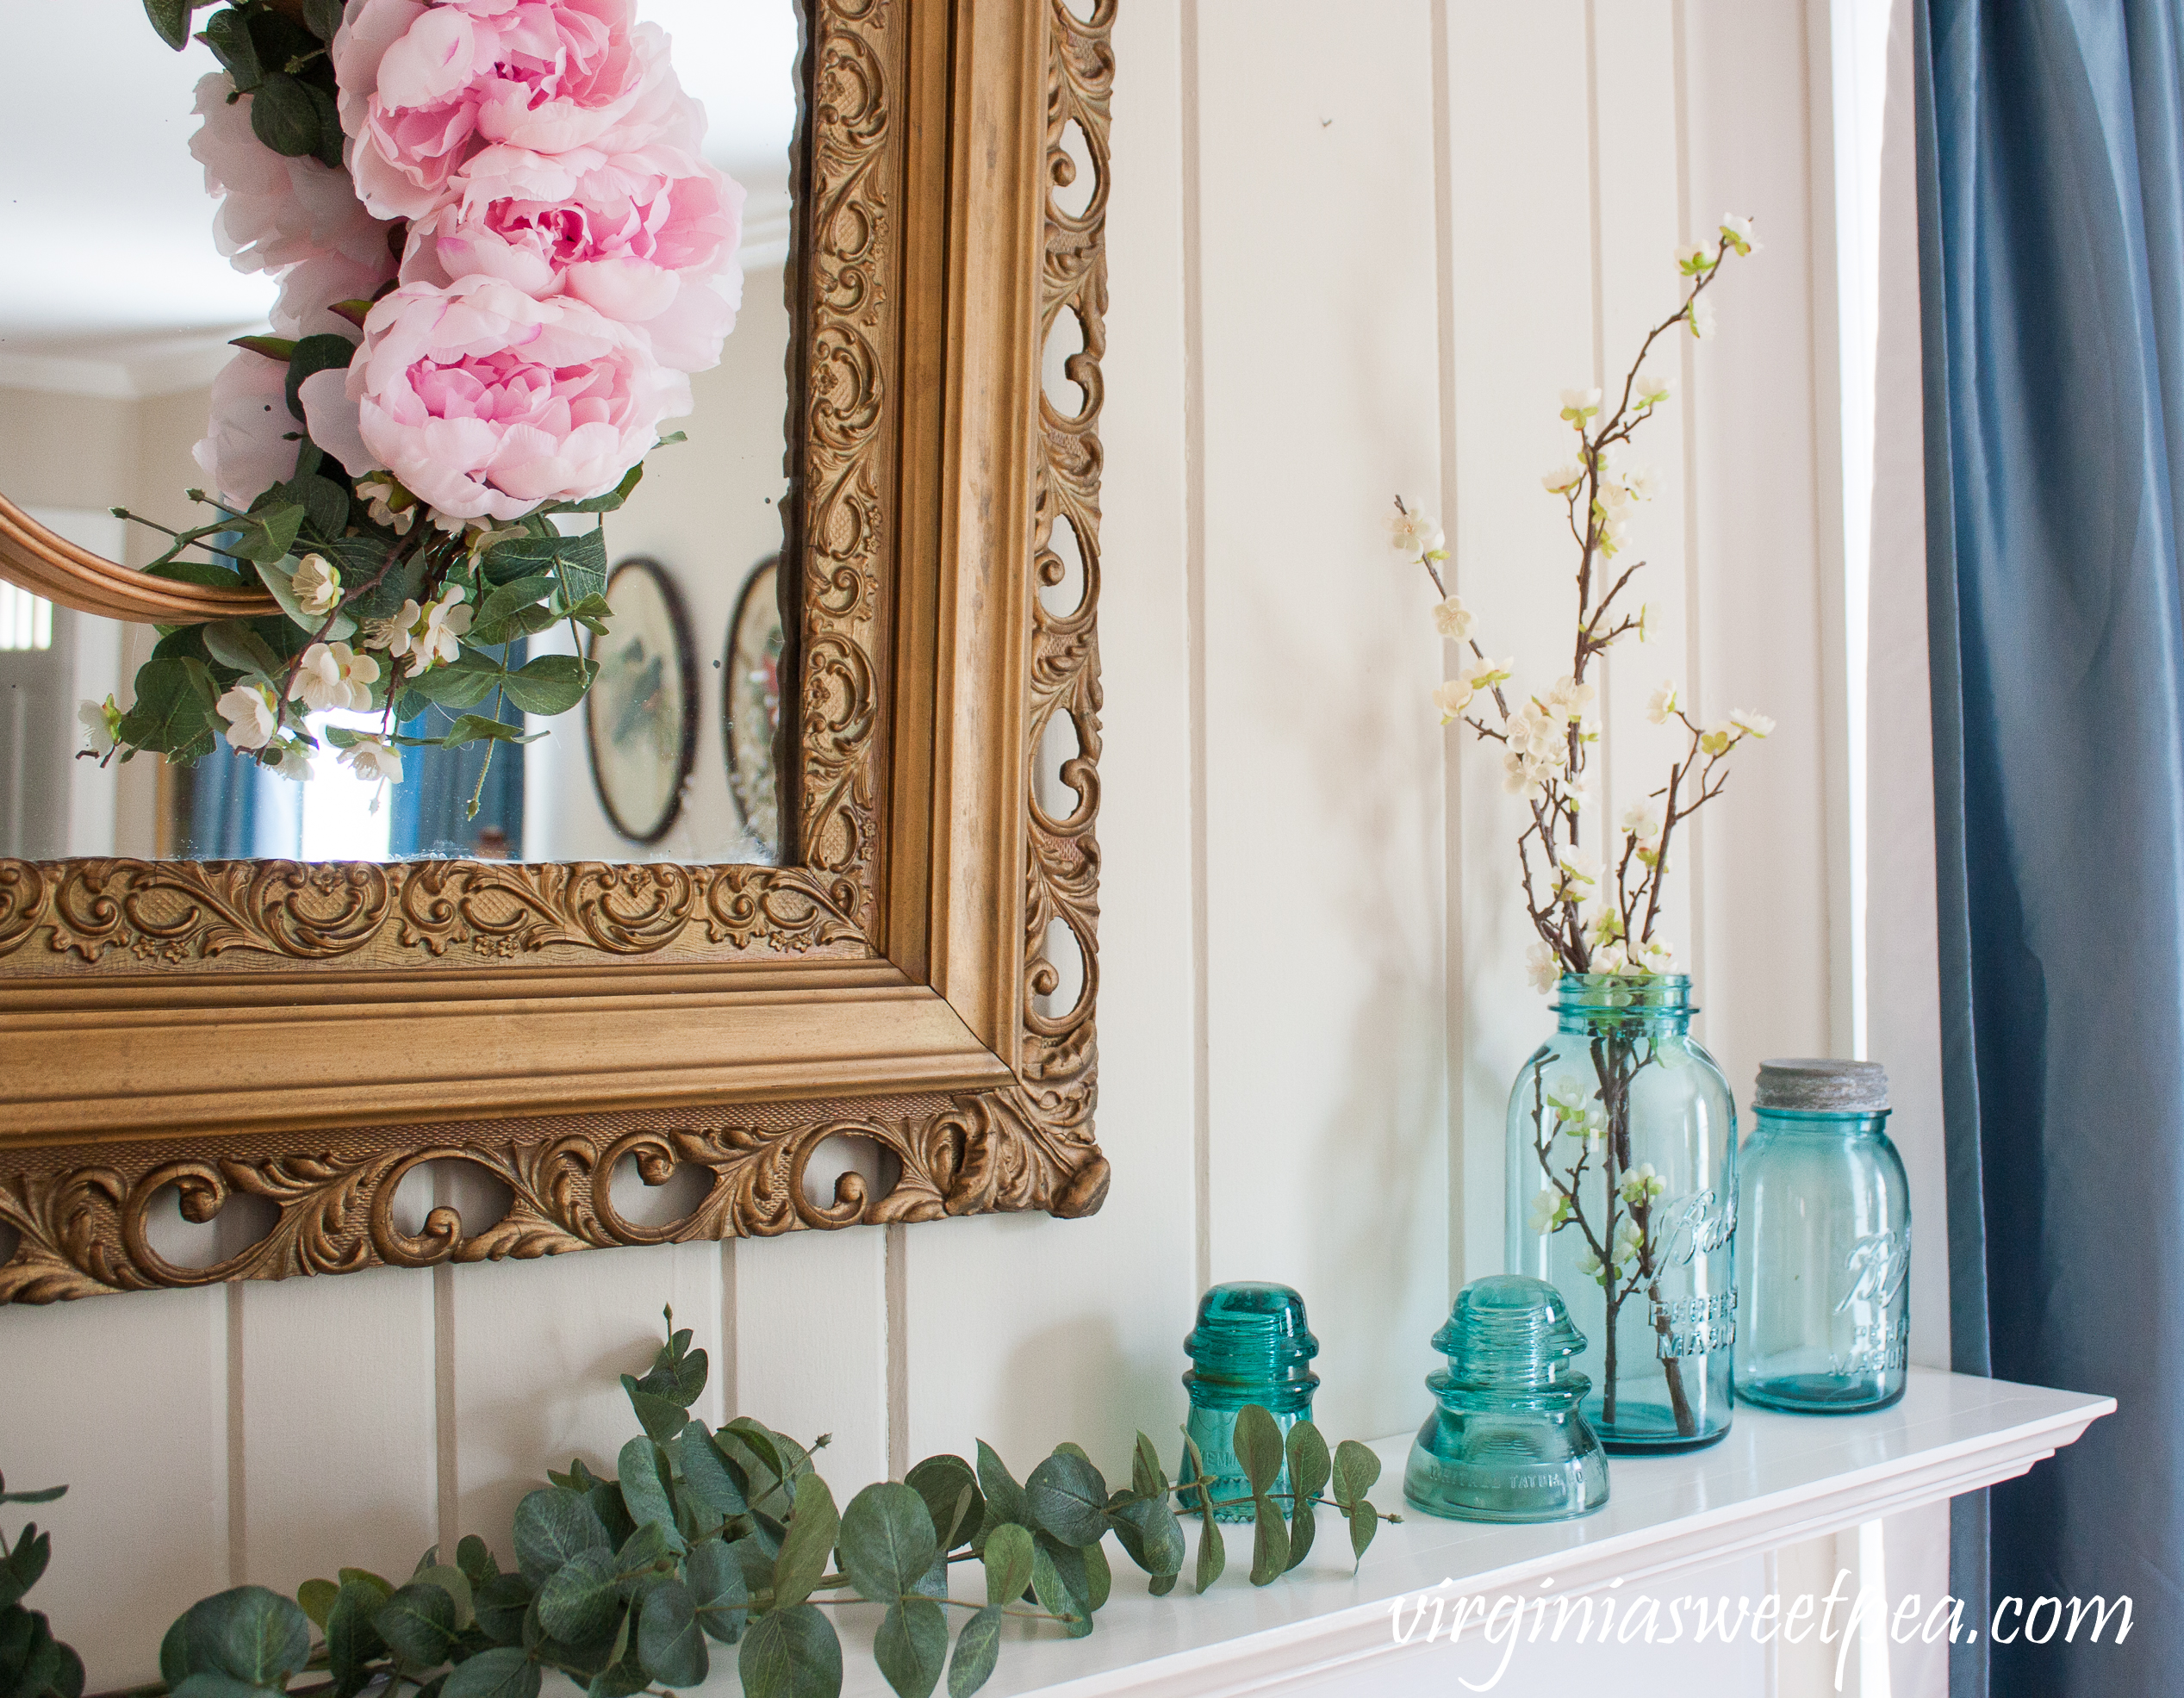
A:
1507,973,1737,1452
1734,1060,1910,1412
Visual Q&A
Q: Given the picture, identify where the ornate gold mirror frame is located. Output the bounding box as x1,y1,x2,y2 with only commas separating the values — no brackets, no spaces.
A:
0,0,1111,1303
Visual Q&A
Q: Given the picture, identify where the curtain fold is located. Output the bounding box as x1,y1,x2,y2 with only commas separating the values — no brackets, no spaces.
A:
1916,1,2184,1692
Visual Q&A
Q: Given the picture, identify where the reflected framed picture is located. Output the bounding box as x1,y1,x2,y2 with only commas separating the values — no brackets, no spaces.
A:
585,557,697,845
724,556,785,852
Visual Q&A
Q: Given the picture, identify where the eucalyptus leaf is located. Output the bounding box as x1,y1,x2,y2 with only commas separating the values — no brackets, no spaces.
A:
1130,1433,1168,1501
1193,1513,1225,1594
769,1474,839,1610
170,1676,270,1698
1028,1539,1092,1639
1082,1537,1111,1612
978,1523,1033,1608
674,1422,747,1517
326,1576,390,1697
411,1564,476,1626
512,1488,610,1587
1283,1421,1330,1572
1347,1497,1380,1564
1231,1407,1285,1497
0,1478,65,1508
457,1535,501,1587
1107,1493,1185,1580
440,1647,542,1698
373,1581,460,1665
475,1573,533,1645
619,1376,690,1445
614,1438,684,1550
1247,1496,1290,1587
872,1597,947,1698
737,1602,843,1698
0,1525,50,1611
613,1521,680,1595
173,1587,312,1683
635,1580,707,1685
684,1539,748,1645
972,1443,1024,1545
296,1578,336,1631
144,0,203,52
903,1456,982,1554
441,713,544,748
534,1549,620,1645
1023,1450,1107,1548
839,1483,937,1603
944,1606,1003,1698
1331,1440,1381,1510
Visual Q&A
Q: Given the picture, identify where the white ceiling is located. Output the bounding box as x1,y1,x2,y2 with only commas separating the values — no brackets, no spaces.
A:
0,0,800,370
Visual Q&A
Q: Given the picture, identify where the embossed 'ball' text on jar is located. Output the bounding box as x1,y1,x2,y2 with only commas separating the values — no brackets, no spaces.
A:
1507,973,1737,1453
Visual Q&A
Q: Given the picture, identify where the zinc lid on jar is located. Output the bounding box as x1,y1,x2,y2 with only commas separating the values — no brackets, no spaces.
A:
1754,1057,1889,1114
1183,1281,1320,1391
1428,1273,1590,1395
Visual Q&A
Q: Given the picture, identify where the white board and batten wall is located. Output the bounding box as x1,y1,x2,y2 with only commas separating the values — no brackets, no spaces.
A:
0,3,1948,1692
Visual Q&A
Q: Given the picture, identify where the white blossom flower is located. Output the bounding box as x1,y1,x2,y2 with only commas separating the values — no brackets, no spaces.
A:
340,734,404,787
1633,936,1676,974
1432,677,1475,723
1552,849,1600,905
216,682,278,750
1621,800,1664,842
1637,602,1654,643
1469,654,1514,691
290,553,342,619
78,696,121,756
376,588,475,675
1720,212,1761,256
1592,941,1631,976
1559,387,1602,425
1527,941,1561,994
1433,594,1475,641
1687,296,1717,339
1626,464,1663,502
267,740,314,782
1528,1188,1569,1235
1578,1247,1607,1284
1546,674,1596,722
1613,1220,1646,1268
1542,461,1587,497
1388,501,1444,557
1646,679,1679,725
355,475,418,536
366,600,420,658
1677,240,1717,275
1729,706,1776,739
1503,751,1545,799
289,641,382,713
1635,369,1673,407
1620,1162,1667,1207
1507,701,1566,764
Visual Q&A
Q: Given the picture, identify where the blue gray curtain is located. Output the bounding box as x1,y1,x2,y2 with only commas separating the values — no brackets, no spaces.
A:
389,716,525,858
1916,1,2184,1692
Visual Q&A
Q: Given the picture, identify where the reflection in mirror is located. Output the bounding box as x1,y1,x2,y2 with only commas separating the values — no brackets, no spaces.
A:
0,0,800,868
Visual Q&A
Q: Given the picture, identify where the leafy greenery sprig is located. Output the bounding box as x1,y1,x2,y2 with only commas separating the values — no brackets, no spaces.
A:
21,1311,1392,1698
0,1471,80,1698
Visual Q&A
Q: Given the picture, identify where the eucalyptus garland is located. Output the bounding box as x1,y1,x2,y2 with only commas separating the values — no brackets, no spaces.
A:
3,1312,1393,1698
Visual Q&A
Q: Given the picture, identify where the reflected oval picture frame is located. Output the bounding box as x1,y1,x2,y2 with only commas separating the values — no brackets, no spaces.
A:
723,555,785,855
585,557,698,846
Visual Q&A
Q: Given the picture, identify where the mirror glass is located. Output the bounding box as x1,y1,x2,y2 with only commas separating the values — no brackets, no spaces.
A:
0,0,800,868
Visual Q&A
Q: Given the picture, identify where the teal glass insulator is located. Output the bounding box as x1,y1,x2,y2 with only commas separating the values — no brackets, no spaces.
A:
1507,974,1738,1455
1734,1060,1910,1414
1179,1282,1319,1524
1403,1273,1609,1522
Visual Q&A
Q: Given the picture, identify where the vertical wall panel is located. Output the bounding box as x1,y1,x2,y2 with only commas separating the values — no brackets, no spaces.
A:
237,1266,438,1597
737,1227,888,1488
447,1242,723,1553
1194,0,1448,1443
0,1289,227,1685
1442,0,1596,1286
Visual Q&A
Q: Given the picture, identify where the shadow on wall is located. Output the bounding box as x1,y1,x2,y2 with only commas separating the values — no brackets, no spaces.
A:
997,1308,1182,1477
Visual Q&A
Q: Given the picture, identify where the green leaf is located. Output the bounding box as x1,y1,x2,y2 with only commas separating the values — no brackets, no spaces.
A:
481,528,608,603
441,1646,542,1698
501,653,595,716
944,1606,1003,1698
1130,1434,1168,1502
0,1480,65,1507
230,334,298,364
586,1653,650,1698
972,1443,1024,1546
1348,1497,1380,1564
1232,1407,1285,1496
326,1573,391,1697
839,1483,938,1603
1248,1496,1290,1586
199,7,261,89
252,557,347,640
250,72,324,157
173,1587,312,1683
0,1525,51,1610
302,0,344,41
283,335,356,426
1193,1514,1225,1594
674,1424,747,1517
737,1603,843,1698
1148,1570,1179,1598
474,1573,532,1645
200,619,283,681
171,1676,271,1698
229,503,308,566
619,1376,690,1445
1028,1538,1092,1639
873,1597,947,1698
1284,1422,1329,1573
1023,1450,1107,1548
535,1548,619,1645
635,1580,707,1685
1082,1537,1112,1612
978,1523,1033,1608
296,1579,337,1630
144,0,202,52
1107,1495,1185,1580
547,462,646,516
1180,1429,1214,1519
769,1474,839,1610
457,1536,500,1588
614,1439,684,1552
1331,1440,1381,1510
477,574,557,626
902,1457,982,1554
373,1580,459,1664
512,1487,610,1586
440,713,544,748
684,1539,748,1645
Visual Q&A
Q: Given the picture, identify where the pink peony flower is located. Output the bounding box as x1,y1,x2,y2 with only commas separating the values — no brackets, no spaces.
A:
194,351,301,507
333,0,680,223
302,274,690,522
191,72,401,275
401,140,743,371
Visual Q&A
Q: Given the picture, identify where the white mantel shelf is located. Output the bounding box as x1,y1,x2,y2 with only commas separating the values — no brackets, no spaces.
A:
764,1370,2109,1698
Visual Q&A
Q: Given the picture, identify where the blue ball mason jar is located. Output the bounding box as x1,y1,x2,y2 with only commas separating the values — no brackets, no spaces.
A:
1507,974,1738,1454
1733,1059,1910,1413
